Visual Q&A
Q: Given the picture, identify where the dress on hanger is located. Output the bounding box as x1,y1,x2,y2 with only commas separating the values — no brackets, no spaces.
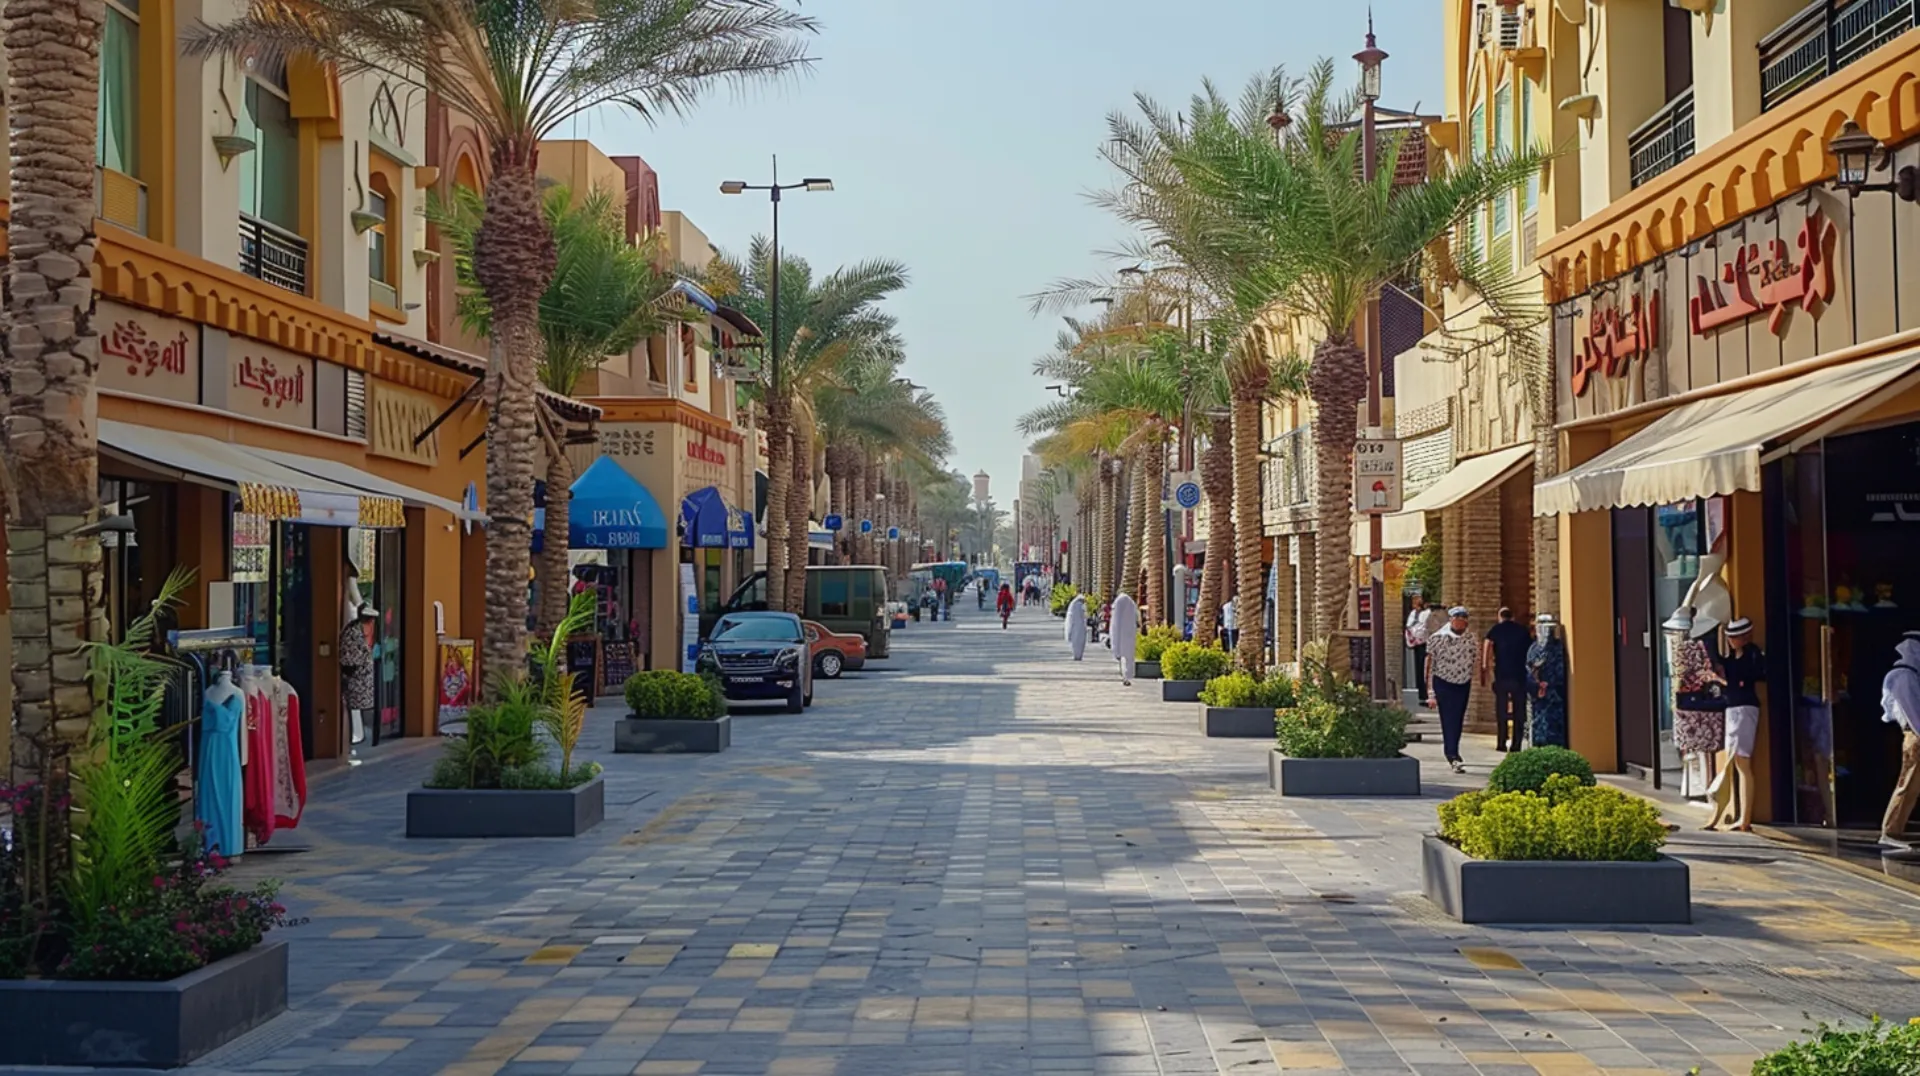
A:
244,674,277,844
270,676,307,828
196,688,245,858
340,623,375,712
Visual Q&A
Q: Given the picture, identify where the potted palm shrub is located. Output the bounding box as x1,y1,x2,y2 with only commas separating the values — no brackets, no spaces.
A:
1135,625,1183,680
409,593,605,838
615,671,730,753
1,571,292,1068
1198,670,1296,738
1159,641,1231,703
1423,747,1689,924
1269,663,1419,796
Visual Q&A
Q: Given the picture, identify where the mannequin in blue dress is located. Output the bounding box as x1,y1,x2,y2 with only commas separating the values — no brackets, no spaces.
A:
197,670,245,857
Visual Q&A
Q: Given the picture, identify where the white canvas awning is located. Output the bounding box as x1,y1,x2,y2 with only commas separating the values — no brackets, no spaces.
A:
254,448,484,523
1359,443,1535,552
1534,346,1920,516
99,420,374,525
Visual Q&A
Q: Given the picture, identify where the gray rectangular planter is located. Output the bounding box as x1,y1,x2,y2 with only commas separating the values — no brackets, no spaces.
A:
1202,706,1276,738
0,939,288,1068
407,776,605,838
1136,660,1163,680
1161,679,1204,702
1269,752,1421,796
615,714,730,754
1421,835,1691,925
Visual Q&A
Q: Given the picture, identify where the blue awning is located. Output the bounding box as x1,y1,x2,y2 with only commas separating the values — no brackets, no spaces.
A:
570,457,668,550
729,509,755,550
673,279,718,313
680,485,730,548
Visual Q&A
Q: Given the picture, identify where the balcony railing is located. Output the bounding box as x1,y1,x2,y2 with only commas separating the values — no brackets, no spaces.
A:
1262,424,1314,519
1627,89,1696,189
238,213,309,295
1760,0,1917,113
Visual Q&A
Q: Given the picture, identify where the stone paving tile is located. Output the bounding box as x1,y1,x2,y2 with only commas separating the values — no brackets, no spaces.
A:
58,602,1920,1075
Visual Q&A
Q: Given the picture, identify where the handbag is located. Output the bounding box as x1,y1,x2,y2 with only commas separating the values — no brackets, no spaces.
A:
1677,682,1727,712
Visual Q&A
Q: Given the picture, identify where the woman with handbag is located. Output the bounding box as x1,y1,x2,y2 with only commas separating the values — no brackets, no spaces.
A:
1710,617,1764,832
1665,607,1727,808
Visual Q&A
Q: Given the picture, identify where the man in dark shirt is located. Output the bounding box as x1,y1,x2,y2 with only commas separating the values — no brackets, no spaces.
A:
1481,607,1532,752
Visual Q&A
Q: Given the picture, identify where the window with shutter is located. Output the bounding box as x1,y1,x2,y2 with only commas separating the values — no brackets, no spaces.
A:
346,369,368,441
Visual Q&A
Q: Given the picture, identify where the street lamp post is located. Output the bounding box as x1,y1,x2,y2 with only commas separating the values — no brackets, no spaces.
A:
1355,19,1391,703
721,159,832,583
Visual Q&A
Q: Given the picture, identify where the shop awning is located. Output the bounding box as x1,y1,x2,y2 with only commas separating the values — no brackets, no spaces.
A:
98,420,387,527
569,456,668,550
673,279,719,313
681,486,732,548
253,448,486,525
1377,443,1535,551
1534,347,1920,516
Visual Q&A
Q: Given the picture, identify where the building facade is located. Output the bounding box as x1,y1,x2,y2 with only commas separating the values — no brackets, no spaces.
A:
1530,0,1920,841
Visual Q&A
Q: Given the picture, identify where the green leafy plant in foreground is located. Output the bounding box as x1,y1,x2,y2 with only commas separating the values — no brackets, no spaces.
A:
625,671,727,720
1488,745,1596,794
1161,641,1232,682
532,591,598,785
1200,670,1298,710
1437,775,1667,862
1137,624,1185,662
1049,583,1080,617
1749,1016,1920,1075
1272,659,1408,759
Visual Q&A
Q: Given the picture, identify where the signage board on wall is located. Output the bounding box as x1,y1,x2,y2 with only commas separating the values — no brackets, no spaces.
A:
209,330,318,430
1351,438,1404,515
99,301,201,404
679,563,700,672
1688,209,1836,338
437,638,475,729
367,381,444,465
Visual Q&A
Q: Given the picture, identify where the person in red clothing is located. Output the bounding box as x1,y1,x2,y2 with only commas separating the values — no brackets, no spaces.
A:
996,583,1016,629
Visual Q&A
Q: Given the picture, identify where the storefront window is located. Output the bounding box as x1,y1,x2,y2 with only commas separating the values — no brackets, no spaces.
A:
351,528,405,744
1774,449,1835,828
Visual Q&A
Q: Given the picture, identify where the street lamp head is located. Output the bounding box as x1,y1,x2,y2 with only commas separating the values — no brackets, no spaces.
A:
719,180,748,195
1354,16,1387,102
1828,122,1882,191
802,178,834,192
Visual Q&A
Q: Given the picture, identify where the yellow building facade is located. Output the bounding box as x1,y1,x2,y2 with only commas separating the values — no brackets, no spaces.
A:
1528,0,1920,840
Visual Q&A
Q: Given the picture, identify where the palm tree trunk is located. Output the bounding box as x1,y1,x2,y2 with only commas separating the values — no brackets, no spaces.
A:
1118,458,1143,601
539,437,576,636
762,400,791,613
785,404,813,612
1231,370,1270,673
473,144,558,690
1094,459,1114,600
849,452,867,564
3,0,108,929
1193,415,1233,647
1307,333,1368,655
1144,433,1167,626
826,443,848,565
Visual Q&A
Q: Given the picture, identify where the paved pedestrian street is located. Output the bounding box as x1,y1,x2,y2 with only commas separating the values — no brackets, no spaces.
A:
161,605,1920,1076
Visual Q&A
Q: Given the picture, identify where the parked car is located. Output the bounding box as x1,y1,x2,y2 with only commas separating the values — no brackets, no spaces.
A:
716,566,891,658
697,612,813,713
803,620,867,678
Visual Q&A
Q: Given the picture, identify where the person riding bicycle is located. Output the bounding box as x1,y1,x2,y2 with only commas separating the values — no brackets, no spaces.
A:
996,583,1016,629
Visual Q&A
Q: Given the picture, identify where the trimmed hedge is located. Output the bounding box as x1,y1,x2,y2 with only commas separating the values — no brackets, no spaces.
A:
624,671,726,720
1160,641,1231,683
1436,774,1667,862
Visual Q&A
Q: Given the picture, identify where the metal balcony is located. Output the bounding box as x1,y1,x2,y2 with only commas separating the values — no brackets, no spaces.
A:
1627,89,1696,189
238,213,309,295
1760,0,1916,113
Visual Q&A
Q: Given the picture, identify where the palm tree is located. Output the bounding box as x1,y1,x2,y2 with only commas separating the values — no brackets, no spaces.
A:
433,183,691,633
816,363,949,568
188,0,818,689
704,240,908,612
1103,61,1544,666
2,0,108,924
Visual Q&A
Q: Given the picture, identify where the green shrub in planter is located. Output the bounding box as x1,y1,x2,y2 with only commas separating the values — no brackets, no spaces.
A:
1436,775,1666,862
1200,670,1297,710
1049,583,1080,616
1487,746,1596,794
1751,1017,1920,1076
1137,625,1185,662
624,671,726,720
1160,641,1231,683
1275,694,1408,759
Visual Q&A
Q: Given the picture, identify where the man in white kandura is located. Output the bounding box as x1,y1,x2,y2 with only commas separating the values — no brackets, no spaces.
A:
1064,593,1089,662
1109,592,1140,686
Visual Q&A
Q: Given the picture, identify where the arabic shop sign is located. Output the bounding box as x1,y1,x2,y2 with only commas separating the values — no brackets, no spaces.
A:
98,301,201,405
1571,290,1659,398
205,329,317,430
1689,209,1837,339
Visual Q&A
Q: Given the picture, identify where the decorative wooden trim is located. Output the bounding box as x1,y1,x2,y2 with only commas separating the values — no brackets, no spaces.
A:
584,396,746,445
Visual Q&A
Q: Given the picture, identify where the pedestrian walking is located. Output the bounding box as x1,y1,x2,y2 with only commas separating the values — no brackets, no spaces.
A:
1526,615,1569,748
1404,594,1443,706
1110,592,1141,685
1481,607,1531,752
1878,632,1920,850
1221,598,1238,653
1064,593,1089,661
996,584,1016,629
1709,616,1764,833
1426,606,1477,774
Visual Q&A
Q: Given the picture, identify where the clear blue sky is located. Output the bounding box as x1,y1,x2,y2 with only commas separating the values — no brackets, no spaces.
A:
578,0,1443,500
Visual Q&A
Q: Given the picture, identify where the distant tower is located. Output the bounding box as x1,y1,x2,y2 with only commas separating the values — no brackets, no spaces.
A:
972,470,991,504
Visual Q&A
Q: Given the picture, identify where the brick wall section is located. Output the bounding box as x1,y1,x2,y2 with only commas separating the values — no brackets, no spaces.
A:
1442,494,1502,732
1500,474,1534,625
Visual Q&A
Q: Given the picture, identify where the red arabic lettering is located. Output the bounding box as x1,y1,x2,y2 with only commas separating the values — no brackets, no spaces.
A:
1688,209,1837,338
687,441,726,466
234,353,307,410
1571,290,1660,398
103,319,190,380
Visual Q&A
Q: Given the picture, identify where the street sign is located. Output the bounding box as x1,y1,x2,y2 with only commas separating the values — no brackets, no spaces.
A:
824,513,843,531
887,526,900,540
860,519,873,533
1352,437,1404,515
1173,481,1202,510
